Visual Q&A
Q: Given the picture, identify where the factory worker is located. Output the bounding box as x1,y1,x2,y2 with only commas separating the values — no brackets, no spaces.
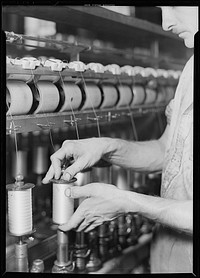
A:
43,6,198,273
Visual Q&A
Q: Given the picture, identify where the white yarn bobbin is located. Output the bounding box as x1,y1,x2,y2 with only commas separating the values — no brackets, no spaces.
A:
51,178,77,225
115,166,130,191
32,146,49,175
11,151,28,179
130,85,146,106
99,84,119,108
33,81,60,113
81,83,102,110
144,87,157,104
6,81,33,115
116,84,133,107
75,169,92,206
6,175,35,236
156,87,166,104
59,82,82,112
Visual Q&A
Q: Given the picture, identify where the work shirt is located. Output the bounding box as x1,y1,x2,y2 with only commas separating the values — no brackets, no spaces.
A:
150,55,193,273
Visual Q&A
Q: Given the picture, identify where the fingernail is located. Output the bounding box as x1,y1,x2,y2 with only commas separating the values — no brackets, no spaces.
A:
58,226,65,231
42,178,48,184
65,172,71,181
59,225,69,232
64,188,71,197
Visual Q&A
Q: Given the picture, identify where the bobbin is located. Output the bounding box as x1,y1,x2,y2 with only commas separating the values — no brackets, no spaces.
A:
6,175,35,237
11,150,28,179
156,86,166,103
144,87,157,104
116,84,133,107
59,82,82,112
99,84,119,109
51,177,77,225
32,146,49,175
81,83,102,110
130,85,146,106
31,81,60,114
6,81,33,115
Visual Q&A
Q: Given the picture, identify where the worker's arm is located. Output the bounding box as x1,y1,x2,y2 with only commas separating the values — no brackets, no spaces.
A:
59,183,193,235
42,124,169,183
104,124,169,172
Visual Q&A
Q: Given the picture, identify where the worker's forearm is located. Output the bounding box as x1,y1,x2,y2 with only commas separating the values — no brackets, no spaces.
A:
122,191,193,235
104,138,165,172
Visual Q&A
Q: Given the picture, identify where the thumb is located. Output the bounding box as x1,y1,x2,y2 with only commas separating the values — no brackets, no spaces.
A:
65,184,94,199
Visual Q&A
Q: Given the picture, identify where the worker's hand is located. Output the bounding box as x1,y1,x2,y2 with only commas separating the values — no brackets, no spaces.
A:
58,183,127,233
42,137,113,183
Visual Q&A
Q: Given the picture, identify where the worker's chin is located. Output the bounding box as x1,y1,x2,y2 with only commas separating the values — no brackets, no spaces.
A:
183,37,194,48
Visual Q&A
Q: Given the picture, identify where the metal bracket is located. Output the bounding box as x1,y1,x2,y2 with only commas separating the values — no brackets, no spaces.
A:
63,116,81,126
6,122,21,134
87,115,102,121
111,113,121,119
36,122,55,129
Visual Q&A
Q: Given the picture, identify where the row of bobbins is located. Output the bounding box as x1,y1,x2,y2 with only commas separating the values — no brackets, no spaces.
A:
6,80,175,116
6,57,178,116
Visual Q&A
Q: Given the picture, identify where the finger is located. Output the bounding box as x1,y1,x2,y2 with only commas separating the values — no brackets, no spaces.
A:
64,184,95,199
62,156,91,180
50,147,69,179
76,218,95,232
84,217,105,232
58,206,85,231
84,223,99,233
42,165,55,184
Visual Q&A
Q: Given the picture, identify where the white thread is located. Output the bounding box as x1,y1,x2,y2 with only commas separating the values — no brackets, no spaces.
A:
6,81,33,115
116,84,132,107
30,69,56,152
117,77,139,141
59,72,80,139
59,82,82,112
130,85,146,106
80,73,101,137
12,150,28,178
52,183,74,225
32,146,49,174
144,87,157,104
33,81,60,114
8,189,33,236
6,101,20,176
156,87,166,104
81,81,102,110
100,84,118,108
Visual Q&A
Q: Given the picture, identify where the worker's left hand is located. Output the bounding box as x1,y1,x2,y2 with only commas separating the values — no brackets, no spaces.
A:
58,183,127,233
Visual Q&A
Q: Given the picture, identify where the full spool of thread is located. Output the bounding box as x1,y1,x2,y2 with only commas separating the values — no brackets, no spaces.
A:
52,178,77,225
116,84,133,107
131,85,146,106
59,82,82,112
99,84,118,108
6,81,33,115
81,83,102,110
144,87,157,104
33,81,60,113
7,176,35,236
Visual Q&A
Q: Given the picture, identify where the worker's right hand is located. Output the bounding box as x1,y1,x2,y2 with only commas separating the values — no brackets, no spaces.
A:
42,137,113,183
